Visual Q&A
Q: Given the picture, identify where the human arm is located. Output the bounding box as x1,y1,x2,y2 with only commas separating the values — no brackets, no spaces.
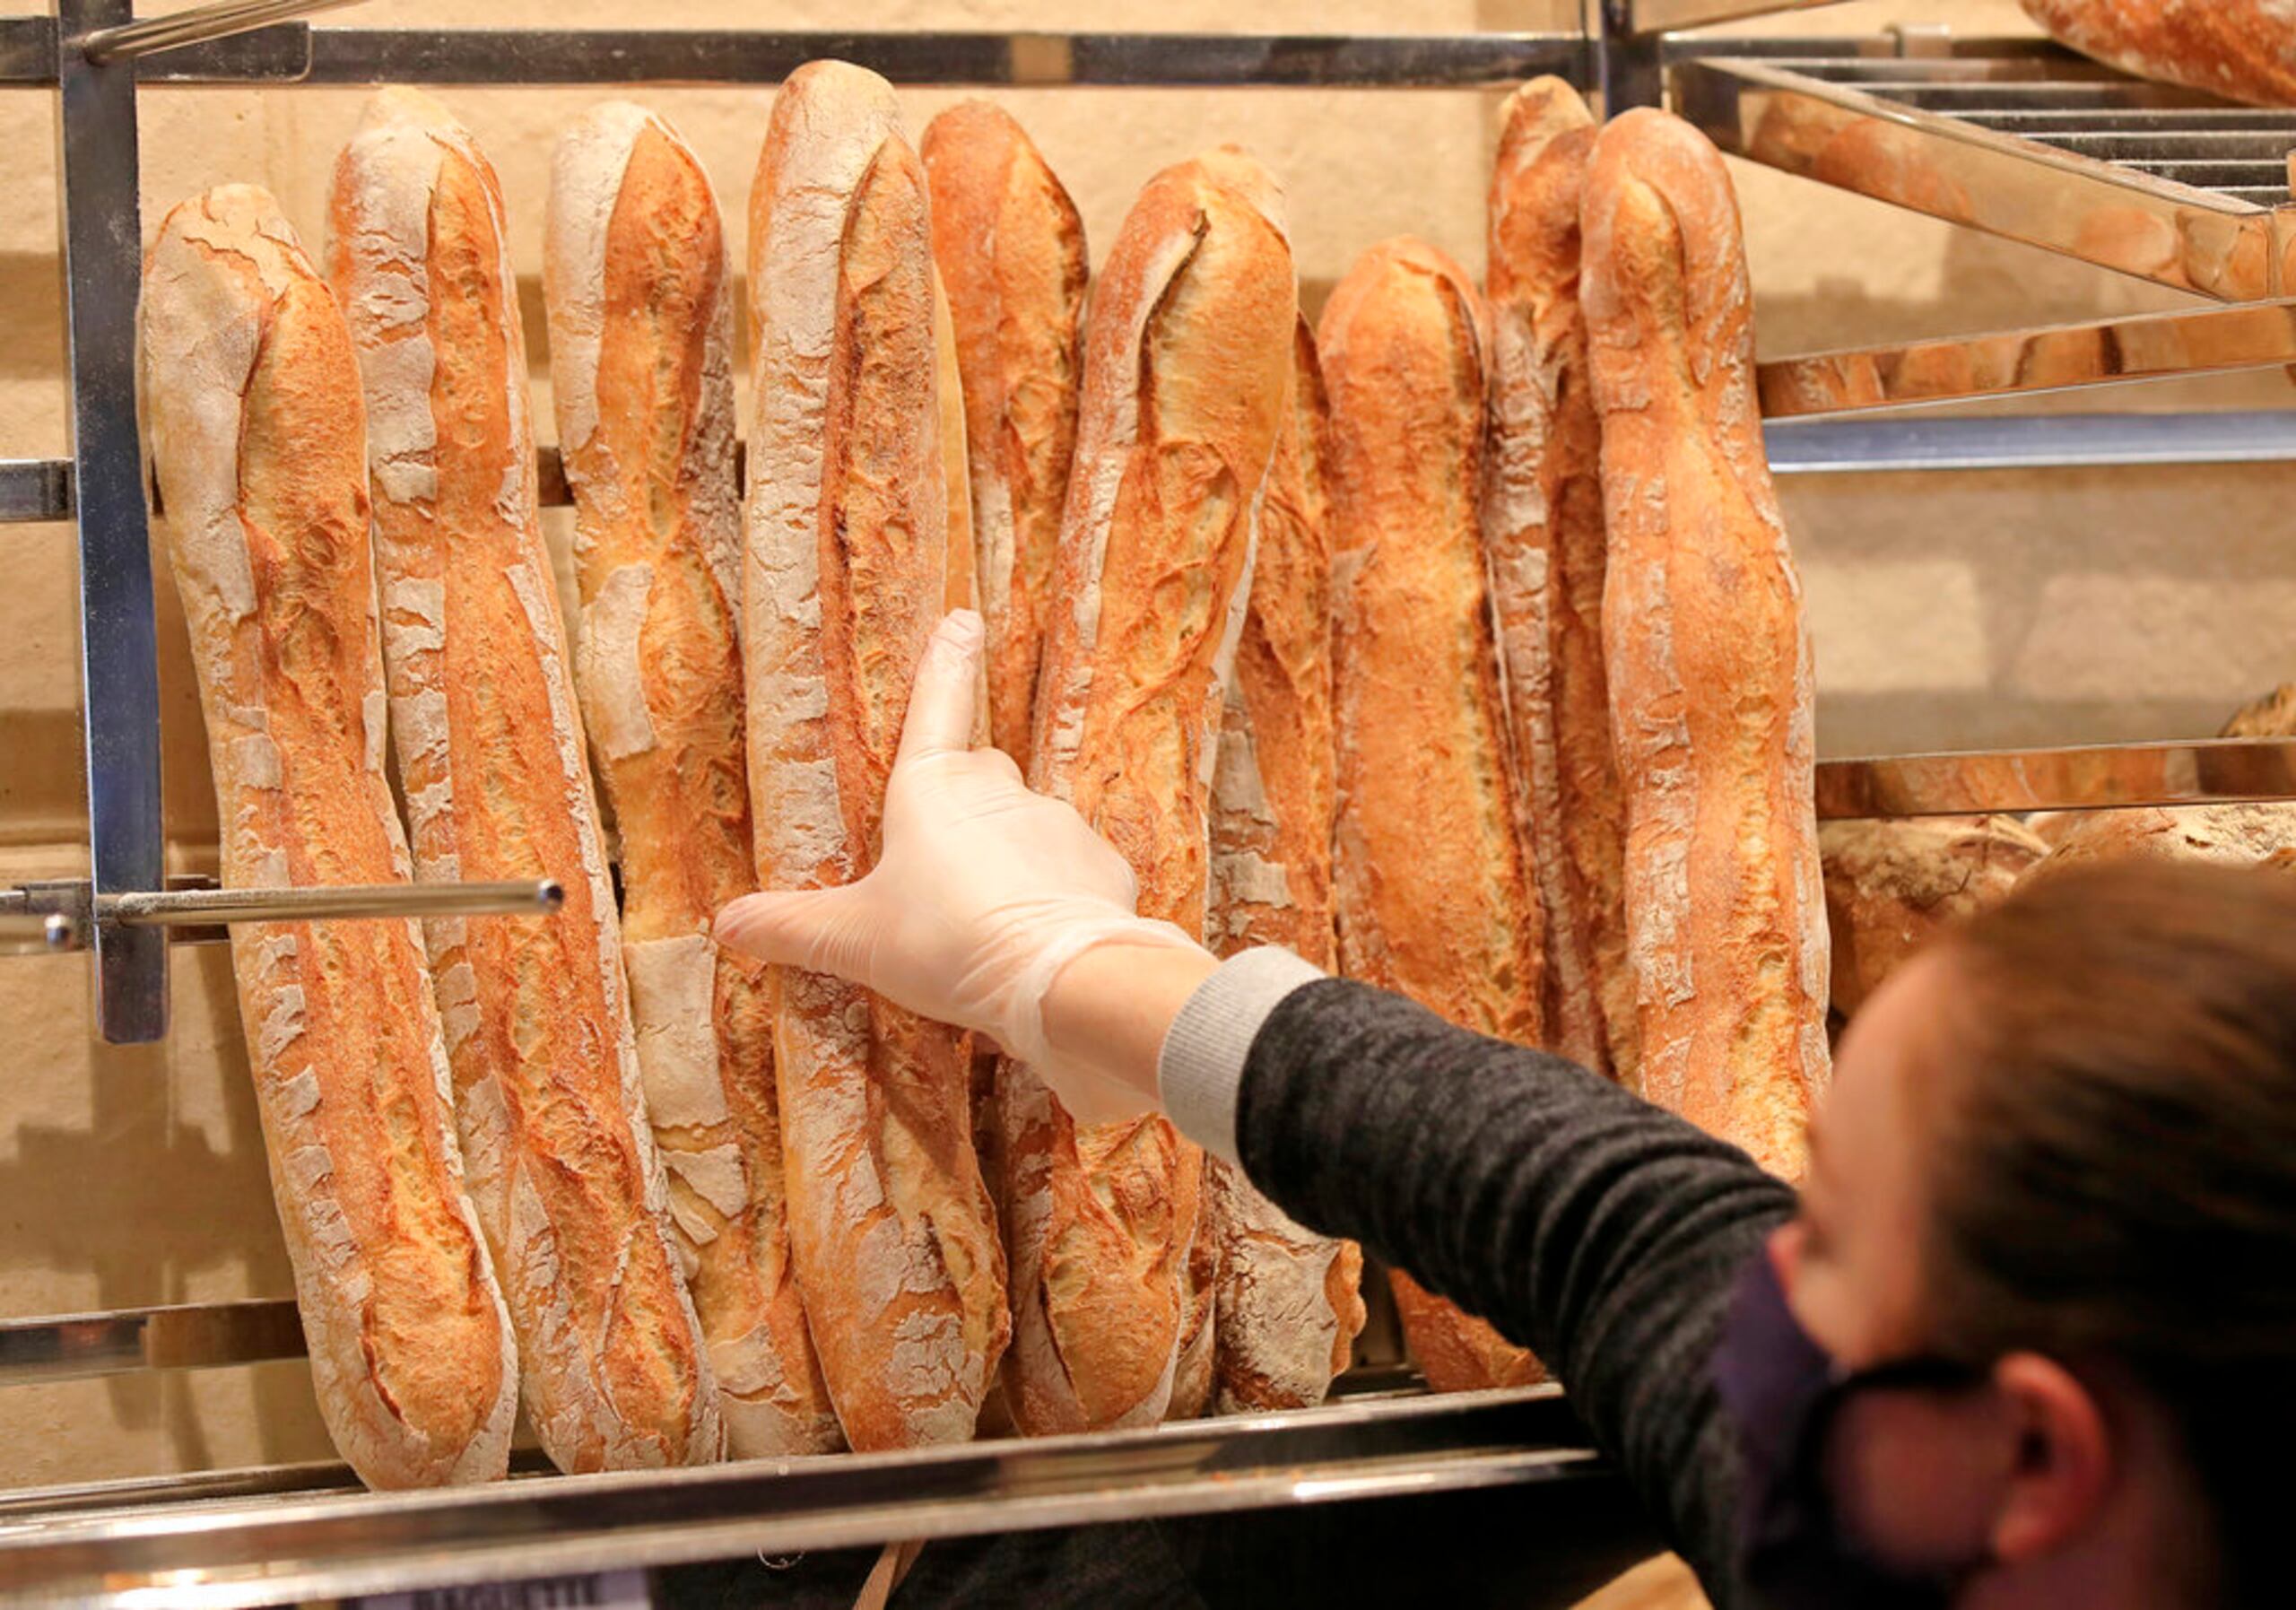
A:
718,612,1793,1600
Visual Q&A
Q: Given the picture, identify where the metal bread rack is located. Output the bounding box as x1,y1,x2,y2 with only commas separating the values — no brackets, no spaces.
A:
1,0,2293,1601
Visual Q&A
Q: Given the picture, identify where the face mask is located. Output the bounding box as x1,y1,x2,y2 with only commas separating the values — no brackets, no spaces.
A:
1712,1250,1990,1610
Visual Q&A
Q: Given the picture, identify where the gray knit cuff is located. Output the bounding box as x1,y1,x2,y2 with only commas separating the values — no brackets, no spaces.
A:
1157,946,1325,1168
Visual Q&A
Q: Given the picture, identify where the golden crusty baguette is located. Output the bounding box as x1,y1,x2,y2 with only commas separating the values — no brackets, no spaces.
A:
1484,77,1636,1090
2022,1,2296,109
1323,236,1544,1394
329,88,719,1473
744,60,1008,1451
544,100,839,1458
997,148,1296,1436
142,185,519,1491
1581,109,1831,1179
920,100,1088,773
1201,317,1367,1415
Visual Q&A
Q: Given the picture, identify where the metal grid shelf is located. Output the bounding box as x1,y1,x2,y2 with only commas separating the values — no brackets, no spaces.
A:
1675,46,2296,300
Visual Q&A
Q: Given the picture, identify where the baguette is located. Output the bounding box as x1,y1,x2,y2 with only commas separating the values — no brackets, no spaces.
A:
1484,78,1636,1088
329,87,719,1473
2022,1,2296,109
744,60,1008,1450
1322,237,1544,1394
141,186,518,1490
999,149,1296,1435
1581,109,1830,1179
920,101,1088,773
1203,317,1367,1414
544,101,839,1458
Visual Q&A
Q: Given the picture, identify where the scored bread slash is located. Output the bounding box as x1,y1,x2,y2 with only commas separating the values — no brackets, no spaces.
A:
1202,316,1368,1417
544,99,841,1459
329,85,722,1474
1583,108,1831,1180
997,147,1297,1436
141,183,520,1490
1484,77,1637,1092
1323,235,1546,1395
743,58,1010,1453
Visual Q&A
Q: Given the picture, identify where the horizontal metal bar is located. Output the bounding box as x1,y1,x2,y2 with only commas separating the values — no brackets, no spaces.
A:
1624,0,1848,34
2025,132,2296,161
1768,411,2296,473
2,877,563,955
0,1300,302,1385
1758,299,2296,419
0,459,69,522
1962,108,2296,133
0,15,311,82
0,1388,1608,1609
1675,55,2282,300
1816,738,2296,820
77,0,355,63
287,29,1587,88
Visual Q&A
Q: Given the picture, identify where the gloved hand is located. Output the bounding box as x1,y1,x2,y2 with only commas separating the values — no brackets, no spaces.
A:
715,609,1208,1123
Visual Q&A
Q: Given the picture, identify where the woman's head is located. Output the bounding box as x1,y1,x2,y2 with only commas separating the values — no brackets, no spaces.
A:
1775,857,2296,1607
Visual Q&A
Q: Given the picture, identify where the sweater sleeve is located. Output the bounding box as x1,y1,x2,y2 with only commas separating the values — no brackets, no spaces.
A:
1164,962,1795,1606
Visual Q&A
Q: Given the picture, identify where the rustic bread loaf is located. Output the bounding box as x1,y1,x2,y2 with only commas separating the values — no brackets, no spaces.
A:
920,101,1088,773
2022,1,2296,109
1201,317,1367,1414
329,89,719,1472
142,185,519,1491
1582,109,1831,1179
1323,236,1545,1393
1821,817,2048,1018
544,100,839,1458
1484,77,1636,1089
744,60,1008,1451
998,148,1296,1435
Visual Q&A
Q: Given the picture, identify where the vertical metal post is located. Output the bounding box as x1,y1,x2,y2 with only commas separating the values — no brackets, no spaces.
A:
56,0,169,1042
1596,0,1665,115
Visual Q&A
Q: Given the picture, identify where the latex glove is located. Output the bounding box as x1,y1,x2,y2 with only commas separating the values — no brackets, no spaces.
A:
715,610,1206,1123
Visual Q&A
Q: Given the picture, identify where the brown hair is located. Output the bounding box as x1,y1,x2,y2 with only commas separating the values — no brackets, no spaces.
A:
1926,858,2296,1606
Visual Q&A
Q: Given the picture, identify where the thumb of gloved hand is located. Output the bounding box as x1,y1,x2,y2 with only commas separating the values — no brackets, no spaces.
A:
717,610,1204,1101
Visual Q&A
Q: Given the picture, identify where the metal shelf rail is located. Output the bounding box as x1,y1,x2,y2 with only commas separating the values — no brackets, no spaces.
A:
4,0,2296,1599
1674,47,2296,300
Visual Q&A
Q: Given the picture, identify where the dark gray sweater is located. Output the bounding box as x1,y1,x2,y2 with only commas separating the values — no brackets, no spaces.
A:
1232,978,1798,1606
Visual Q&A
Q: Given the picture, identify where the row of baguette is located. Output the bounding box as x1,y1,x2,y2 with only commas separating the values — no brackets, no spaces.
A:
149,47,2107,1489
143,64,1353,1488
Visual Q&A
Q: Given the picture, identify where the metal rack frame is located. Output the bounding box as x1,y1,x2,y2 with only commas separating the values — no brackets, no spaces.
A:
4,0,2296,1599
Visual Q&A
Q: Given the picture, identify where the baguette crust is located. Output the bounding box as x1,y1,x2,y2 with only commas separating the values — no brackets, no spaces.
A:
744,61,1008,1451
1484,79,1635,1088
1000,149,1297,1435
1821,817,2048,1019
330,88,719,1473
142,186,518,1490
1582,110,1831,1179
921,102,1088,772
1322,237,1544,1393
2022,1,2296,109
1203,318,1366,1414
544,101,839,1458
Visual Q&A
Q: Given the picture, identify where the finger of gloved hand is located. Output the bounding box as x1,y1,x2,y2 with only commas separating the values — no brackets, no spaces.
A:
896,609,987,769
714,886,876,983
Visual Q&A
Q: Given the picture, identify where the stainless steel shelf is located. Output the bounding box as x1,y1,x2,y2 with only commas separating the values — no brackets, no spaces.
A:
1674,47,2296,301
1766,411,2296,474
0,1388,1604,1609
0,22,1591,88
1815,737,2296,821
1758,298,2296,419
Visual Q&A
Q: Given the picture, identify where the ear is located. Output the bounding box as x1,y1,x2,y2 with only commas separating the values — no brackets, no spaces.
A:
1987,1352,2113,1563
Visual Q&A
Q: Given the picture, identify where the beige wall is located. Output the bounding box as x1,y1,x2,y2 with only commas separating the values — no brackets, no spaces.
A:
1,0,2291,1487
